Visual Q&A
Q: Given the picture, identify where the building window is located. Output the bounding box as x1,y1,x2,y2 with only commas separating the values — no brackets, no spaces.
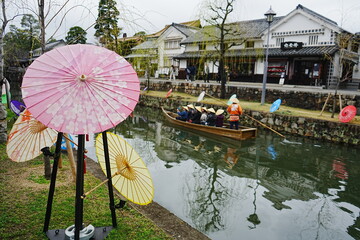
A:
165,39,181,49
308,35,318,45
199,43,206,51
276,38,284,47
245,41,254,48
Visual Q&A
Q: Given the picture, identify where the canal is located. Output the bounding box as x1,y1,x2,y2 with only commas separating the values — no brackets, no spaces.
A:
86,106,360,240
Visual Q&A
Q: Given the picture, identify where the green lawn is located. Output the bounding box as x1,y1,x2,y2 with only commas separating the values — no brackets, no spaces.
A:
0,144,172,240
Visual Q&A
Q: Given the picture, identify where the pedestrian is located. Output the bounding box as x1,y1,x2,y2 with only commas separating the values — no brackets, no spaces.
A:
204,64,210,83
215,109,225,127
190,65,196,81
226,98,243,130
169,65,176,81
186,66,191,82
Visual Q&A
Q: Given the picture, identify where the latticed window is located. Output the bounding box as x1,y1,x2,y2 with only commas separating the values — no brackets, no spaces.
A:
165,40,181,49
276,38,284,46
308,35,318,45
245,41,254,48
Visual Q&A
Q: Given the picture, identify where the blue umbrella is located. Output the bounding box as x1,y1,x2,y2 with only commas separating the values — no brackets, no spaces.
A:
227,94,237,105
10,100,26,116
270,99,282,113
60,134,75,150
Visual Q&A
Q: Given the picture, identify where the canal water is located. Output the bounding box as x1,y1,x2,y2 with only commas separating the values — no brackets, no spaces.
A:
86,106,360,240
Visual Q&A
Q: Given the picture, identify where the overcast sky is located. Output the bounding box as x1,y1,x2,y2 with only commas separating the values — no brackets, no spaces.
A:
8,0,360,43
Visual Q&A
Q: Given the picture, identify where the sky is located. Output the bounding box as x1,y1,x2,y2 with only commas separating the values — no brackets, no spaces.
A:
6,0,360,43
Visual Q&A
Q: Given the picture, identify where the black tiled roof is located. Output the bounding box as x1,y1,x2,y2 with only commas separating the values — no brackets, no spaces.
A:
174,46,338,59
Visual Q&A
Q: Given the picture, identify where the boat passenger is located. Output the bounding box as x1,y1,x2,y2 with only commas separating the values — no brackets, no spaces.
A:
207,108,216,126
190,106,202,124
215,109,225,127
176,106,188,121
200,108,208,125
227,98,243,130
187,104,195,121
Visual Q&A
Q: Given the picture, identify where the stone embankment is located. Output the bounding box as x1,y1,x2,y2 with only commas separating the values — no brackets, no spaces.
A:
140,95,359,145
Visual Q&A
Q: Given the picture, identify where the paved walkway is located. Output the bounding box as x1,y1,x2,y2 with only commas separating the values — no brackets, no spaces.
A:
140,77,360,96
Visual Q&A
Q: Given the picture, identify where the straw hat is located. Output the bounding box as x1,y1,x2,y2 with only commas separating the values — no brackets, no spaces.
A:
187,104,195,109
195,106,202,112
183,106,189,111
202,107,207,112
230,98,239,104
216,109,224,115
208,108,215,113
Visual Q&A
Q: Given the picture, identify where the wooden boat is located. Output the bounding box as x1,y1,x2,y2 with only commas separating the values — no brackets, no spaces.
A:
161,107,257,141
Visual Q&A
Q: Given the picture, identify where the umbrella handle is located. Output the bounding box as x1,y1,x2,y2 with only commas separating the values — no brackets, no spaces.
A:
81,172,119,199
63,135,88,153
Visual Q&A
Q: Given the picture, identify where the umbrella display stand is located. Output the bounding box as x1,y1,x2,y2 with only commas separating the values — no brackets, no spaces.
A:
43,132,117,240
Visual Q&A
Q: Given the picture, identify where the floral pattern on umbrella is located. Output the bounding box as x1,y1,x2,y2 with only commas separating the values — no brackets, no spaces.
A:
7,109,58,162
21,44,140,134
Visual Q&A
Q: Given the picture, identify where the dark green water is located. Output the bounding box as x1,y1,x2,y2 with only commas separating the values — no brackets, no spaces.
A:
89,106,360,240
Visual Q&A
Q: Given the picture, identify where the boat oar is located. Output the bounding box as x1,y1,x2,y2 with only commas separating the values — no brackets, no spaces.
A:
243,113,285,138
203,92,285,138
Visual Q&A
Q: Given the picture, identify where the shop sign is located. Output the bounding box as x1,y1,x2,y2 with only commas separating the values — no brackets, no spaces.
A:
281,41,303,51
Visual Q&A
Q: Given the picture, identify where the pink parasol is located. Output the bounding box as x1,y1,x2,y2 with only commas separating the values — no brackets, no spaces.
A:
21,44,140,134
339,105,357,123
165,88,173,98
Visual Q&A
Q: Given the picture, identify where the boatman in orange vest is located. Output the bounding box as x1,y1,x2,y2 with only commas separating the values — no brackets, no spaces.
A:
227,98,243,130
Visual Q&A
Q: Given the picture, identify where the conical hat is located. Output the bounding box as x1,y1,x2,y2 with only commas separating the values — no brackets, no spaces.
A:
195,106,202,112
216,109,224,115
208,108,215,113
187,104,195,109
183,106,189,111
230,98,239,103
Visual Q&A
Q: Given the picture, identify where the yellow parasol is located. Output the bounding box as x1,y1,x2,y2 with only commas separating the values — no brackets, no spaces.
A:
6,109,58,162
95,132,154,205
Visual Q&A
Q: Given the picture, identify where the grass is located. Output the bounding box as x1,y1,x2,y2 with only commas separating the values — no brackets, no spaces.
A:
142,90,360,125
0,143,172,240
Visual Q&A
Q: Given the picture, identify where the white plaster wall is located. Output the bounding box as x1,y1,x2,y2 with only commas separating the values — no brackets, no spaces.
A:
269,12,336,47
180,59,187,68
186,44,198,51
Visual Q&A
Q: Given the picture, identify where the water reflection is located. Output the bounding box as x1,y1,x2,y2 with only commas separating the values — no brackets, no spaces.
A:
88,106,360,240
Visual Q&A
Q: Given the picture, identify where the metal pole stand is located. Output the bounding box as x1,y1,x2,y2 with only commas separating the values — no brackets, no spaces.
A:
43,133,116,240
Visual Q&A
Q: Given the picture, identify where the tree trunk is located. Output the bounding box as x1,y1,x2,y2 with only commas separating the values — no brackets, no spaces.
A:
331,77,341,118
0,0,8,143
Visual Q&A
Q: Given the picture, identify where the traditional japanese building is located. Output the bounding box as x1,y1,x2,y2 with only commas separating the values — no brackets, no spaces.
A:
126,20,201,78
175,4,359,89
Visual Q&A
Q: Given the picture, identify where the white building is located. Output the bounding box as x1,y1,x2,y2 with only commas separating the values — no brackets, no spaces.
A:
126,21,200,78
175,4,359,89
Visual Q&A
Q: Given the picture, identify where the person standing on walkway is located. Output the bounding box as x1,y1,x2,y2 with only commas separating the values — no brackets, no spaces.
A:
169,65,176,81
204,64,210,83
227,98,243,130
186,66,191,82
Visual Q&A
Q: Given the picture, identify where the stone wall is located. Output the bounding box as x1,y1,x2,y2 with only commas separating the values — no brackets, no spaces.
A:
138,95,360,146
140,80,360,113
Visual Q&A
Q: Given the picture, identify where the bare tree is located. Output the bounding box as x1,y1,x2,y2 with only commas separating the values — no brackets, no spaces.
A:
200,0,245,98
1,0,22,143
324,32,359,118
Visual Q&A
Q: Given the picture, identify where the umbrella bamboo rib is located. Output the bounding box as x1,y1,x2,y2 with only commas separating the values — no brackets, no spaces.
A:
82,83,106,132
